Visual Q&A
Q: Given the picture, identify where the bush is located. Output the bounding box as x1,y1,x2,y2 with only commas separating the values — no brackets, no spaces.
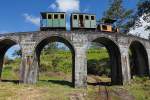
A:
87,59,111,76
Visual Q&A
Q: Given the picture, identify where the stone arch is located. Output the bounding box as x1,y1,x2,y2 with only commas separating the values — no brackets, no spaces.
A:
129,40,149,77
0,38,22,81
34,35,76,86
90,36,122,84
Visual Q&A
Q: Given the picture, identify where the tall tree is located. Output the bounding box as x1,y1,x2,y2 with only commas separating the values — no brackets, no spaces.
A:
137,0,150,17
137,0,150,31
129,0,150,38
102,0,133,33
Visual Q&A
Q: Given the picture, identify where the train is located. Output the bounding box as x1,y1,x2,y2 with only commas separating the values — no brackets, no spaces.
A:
40,12,66,30
40,12,119,33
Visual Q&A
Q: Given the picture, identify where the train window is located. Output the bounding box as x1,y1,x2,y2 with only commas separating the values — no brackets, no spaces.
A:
60,14,64,19
85,16,89,20
54,14,58,19
42,14,47,19
48,14,52,19
91,16,95,20
74,15,77,20
102,25,107,30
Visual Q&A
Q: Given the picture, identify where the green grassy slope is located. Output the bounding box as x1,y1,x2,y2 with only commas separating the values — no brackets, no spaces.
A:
0,49,150,100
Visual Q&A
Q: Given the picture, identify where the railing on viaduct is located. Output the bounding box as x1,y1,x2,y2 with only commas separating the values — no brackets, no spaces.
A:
0,31,150,88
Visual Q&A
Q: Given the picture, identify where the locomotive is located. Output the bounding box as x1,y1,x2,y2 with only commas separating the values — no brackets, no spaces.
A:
40,12,119,33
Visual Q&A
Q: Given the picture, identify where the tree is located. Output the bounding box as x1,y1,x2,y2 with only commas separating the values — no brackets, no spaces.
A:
137,0,150,31
137,0,150,17
43,42,59,55
129,0,150,38
12,49,22,58
102,0,134,33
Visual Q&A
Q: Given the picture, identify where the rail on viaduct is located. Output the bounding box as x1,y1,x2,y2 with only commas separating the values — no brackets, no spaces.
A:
0,31,150,88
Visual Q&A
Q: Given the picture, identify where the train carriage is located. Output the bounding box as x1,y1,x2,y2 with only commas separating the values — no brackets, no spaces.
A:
40,12,119,33
40,12,66,31
71,13,97,30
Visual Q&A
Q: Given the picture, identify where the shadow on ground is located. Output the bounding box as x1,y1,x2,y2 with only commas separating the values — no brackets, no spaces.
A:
0,80,20,84
88,82,112,86
39,80,73,87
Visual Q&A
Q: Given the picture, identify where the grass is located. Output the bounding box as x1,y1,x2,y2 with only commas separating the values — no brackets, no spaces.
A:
0,76,86,100
124,77,150,100
0,48,150,100
0,76,149,100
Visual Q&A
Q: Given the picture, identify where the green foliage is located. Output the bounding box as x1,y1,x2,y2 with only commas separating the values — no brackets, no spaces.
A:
137,0,150,32
87,48,110,76
2,64,19,80
4,56,14,65
128,0,150,33
40,51,72,74
124,76,150,100
12,49,22,58
102,0,134,33
42,42,69,55
137,0,150,16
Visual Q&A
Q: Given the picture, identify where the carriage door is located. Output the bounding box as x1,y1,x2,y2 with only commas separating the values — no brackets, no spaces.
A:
79,15,84,27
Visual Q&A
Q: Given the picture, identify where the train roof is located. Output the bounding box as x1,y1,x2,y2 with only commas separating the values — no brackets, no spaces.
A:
40,12,96,16
71,13,96,15
102,18,117,24
41,12,66,15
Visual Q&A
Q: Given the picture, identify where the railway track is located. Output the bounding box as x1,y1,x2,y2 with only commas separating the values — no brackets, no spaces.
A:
91,76,110,100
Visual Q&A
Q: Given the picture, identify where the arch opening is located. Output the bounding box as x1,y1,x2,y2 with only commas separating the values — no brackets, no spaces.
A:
35,36,75,87
0,39,22,83
129,41,149,78
87,37,122,85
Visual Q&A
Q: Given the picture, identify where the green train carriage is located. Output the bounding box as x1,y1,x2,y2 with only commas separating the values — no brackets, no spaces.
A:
40,12,119,33
71,13,97,30
40,12,66,31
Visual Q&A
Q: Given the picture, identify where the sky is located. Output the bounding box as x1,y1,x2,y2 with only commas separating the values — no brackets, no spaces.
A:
0,0,140,58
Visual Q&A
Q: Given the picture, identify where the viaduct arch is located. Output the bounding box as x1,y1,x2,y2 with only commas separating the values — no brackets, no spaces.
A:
91,37,122,84
129,40,149,77
35,36,75,86
0,38,22,81
0,31,149,88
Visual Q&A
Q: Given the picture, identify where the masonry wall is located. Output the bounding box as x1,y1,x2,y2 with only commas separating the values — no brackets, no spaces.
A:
0,31,149,88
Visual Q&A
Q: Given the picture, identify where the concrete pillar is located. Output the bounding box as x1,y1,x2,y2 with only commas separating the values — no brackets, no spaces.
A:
74,46,87,88
20,41,38,84
20,53,38,84
72,33,88,88
146,48,150,77
0,53,5,81
119,45,131,84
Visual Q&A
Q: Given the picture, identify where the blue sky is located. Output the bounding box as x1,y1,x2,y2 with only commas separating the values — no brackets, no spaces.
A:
0,0,139,58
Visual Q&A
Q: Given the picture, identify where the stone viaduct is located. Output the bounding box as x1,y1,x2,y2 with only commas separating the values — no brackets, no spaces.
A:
0,31,150,88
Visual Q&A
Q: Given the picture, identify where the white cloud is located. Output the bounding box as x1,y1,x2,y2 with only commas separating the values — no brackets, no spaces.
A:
23,13,40,26
129,13,150,39
49,0,80,12
49,3,57,9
